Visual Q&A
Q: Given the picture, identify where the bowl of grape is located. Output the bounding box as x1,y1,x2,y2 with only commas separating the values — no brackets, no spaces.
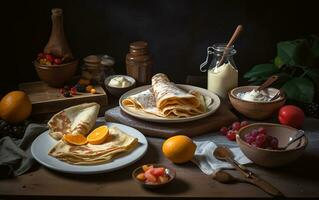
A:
236,123,308,167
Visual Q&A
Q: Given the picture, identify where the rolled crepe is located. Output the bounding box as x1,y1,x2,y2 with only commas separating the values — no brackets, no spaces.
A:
49,127,138,165
122,73,206,118
48,102,100,140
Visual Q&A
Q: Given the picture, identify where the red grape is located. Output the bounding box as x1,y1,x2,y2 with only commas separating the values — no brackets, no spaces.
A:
220,127,228,135
232,122,241,131
257,127,267,135
240,121,249,128
270,137,279,149
226,130,236,141
256,134,266,144
251,129,259,139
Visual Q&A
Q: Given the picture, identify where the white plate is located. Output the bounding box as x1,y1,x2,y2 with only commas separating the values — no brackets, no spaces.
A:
119,84,221,123
31,122,148,174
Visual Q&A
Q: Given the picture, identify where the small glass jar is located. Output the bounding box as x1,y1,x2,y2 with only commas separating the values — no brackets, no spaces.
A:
126,41,152,85
200,43,238,98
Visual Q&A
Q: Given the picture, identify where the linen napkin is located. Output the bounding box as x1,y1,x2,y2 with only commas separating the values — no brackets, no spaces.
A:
0,123,47,177
192,134,252,175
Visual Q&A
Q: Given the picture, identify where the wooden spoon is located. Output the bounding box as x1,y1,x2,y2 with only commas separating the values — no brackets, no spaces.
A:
213,170,248,184
218,25,243,67
256,75,279,91
213,146,283,196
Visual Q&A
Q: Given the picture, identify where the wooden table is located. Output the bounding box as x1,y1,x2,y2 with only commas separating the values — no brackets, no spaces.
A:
1,118,319,199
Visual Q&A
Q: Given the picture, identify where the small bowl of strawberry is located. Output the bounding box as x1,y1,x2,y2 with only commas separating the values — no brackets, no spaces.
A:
132,164,176,188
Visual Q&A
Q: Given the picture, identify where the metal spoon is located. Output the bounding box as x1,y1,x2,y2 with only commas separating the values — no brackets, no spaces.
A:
278,130,305,150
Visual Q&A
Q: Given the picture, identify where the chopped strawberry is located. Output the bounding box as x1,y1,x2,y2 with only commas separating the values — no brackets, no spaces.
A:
150,167,165,176
144,169,157,183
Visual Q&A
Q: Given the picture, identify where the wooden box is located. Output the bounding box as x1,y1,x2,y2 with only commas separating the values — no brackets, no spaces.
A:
19,81,108,117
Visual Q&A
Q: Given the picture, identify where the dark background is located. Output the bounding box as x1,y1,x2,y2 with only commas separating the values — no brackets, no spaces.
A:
1,0,319,95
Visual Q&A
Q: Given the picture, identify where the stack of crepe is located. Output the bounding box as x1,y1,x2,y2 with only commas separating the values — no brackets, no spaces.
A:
47,102,138,165
122,73,207,118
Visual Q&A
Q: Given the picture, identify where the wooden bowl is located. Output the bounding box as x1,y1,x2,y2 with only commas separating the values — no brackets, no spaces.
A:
34,60,78,88
236,123,307,167
229,86,286,120
132,164,176,189
104,75,136,97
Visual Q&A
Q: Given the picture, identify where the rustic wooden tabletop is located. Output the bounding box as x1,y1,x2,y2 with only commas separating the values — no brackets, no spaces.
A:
1,118,319,199
1,91,319,199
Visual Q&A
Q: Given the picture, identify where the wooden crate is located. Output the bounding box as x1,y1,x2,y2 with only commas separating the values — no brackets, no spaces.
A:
19,81,108,117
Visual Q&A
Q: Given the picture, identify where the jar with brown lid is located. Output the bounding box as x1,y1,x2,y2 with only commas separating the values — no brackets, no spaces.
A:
126,41,152,85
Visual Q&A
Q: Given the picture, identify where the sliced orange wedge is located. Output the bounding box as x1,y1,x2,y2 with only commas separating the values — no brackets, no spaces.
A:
63,134,87,145
87,125,109,145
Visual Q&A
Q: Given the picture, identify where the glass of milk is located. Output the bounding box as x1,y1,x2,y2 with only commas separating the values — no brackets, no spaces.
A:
200,43,238,99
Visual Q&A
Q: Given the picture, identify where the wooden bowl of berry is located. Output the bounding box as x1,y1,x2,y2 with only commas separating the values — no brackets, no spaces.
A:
236,123,308,167
34,53,78,88
132,164,176,188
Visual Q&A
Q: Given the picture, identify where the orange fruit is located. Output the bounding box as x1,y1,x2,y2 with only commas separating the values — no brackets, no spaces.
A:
162,135,196,163
87,125,109,145
63,134,87,145
0,91,32,124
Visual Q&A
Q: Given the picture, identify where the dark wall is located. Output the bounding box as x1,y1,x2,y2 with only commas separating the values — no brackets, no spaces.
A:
1,0,319,94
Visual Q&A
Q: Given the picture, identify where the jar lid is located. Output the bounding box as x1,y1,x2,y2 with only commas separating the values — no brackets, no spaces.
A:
84,55,101,64
130,41,148,50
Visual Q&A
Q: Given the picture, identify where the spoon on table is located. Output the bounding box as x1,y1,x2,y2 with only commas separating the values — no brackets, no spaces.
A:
277,130,305,150
213,146,283,196
213,170,284,197
213,170,245,183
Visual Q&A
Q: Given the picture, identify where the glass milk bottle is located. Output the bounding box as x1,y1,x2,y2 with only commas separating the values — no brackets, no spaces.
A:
200,43,238,98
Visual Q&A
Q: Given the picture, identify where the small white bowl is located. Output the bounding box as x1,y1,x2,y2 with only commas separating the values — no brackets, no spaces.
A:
104,75,136,97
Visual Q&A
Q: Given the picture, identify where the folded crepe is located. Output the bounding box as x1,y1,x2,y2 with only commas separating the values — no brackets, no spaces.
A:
49,127,138,165
122,73,206,118
48,102,100,140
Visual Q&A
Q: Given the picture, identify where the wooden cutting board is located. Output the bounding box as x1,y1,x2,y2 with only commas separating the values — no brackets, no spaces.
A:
19,81,108,117
105,103,238,138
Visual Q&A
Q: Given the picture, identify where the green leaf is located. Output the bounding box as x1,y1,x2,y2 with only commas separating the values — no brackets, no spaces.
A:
306,68,319,88
277,39,315,67
244,64,279,79
272,73,292,88
274,56,284,68
281,77,314,103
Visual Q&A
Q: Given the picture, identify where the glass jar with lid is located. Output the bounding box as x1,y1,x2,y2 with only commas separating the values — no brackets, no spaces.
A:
200,43,238,98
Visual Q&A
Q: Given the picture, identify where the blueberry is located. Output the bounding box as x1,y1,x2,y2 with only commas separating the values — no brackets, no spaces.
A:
63,91,71,97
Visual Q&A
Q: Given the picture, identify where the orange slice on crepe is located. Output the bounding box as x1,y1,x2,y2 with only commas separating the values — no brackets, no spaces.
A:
87,125,109,145
63,134,87,145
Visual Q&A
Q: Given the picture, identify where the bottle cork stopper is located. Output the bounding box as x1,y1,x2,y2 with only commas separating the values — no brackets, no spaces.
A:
51,8,63,15
130,41,148,50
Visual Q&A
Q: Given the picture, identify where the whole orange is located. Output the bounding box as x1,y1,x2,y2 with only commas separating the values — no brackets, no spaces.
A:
0,91,32,124
162,135,196,163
